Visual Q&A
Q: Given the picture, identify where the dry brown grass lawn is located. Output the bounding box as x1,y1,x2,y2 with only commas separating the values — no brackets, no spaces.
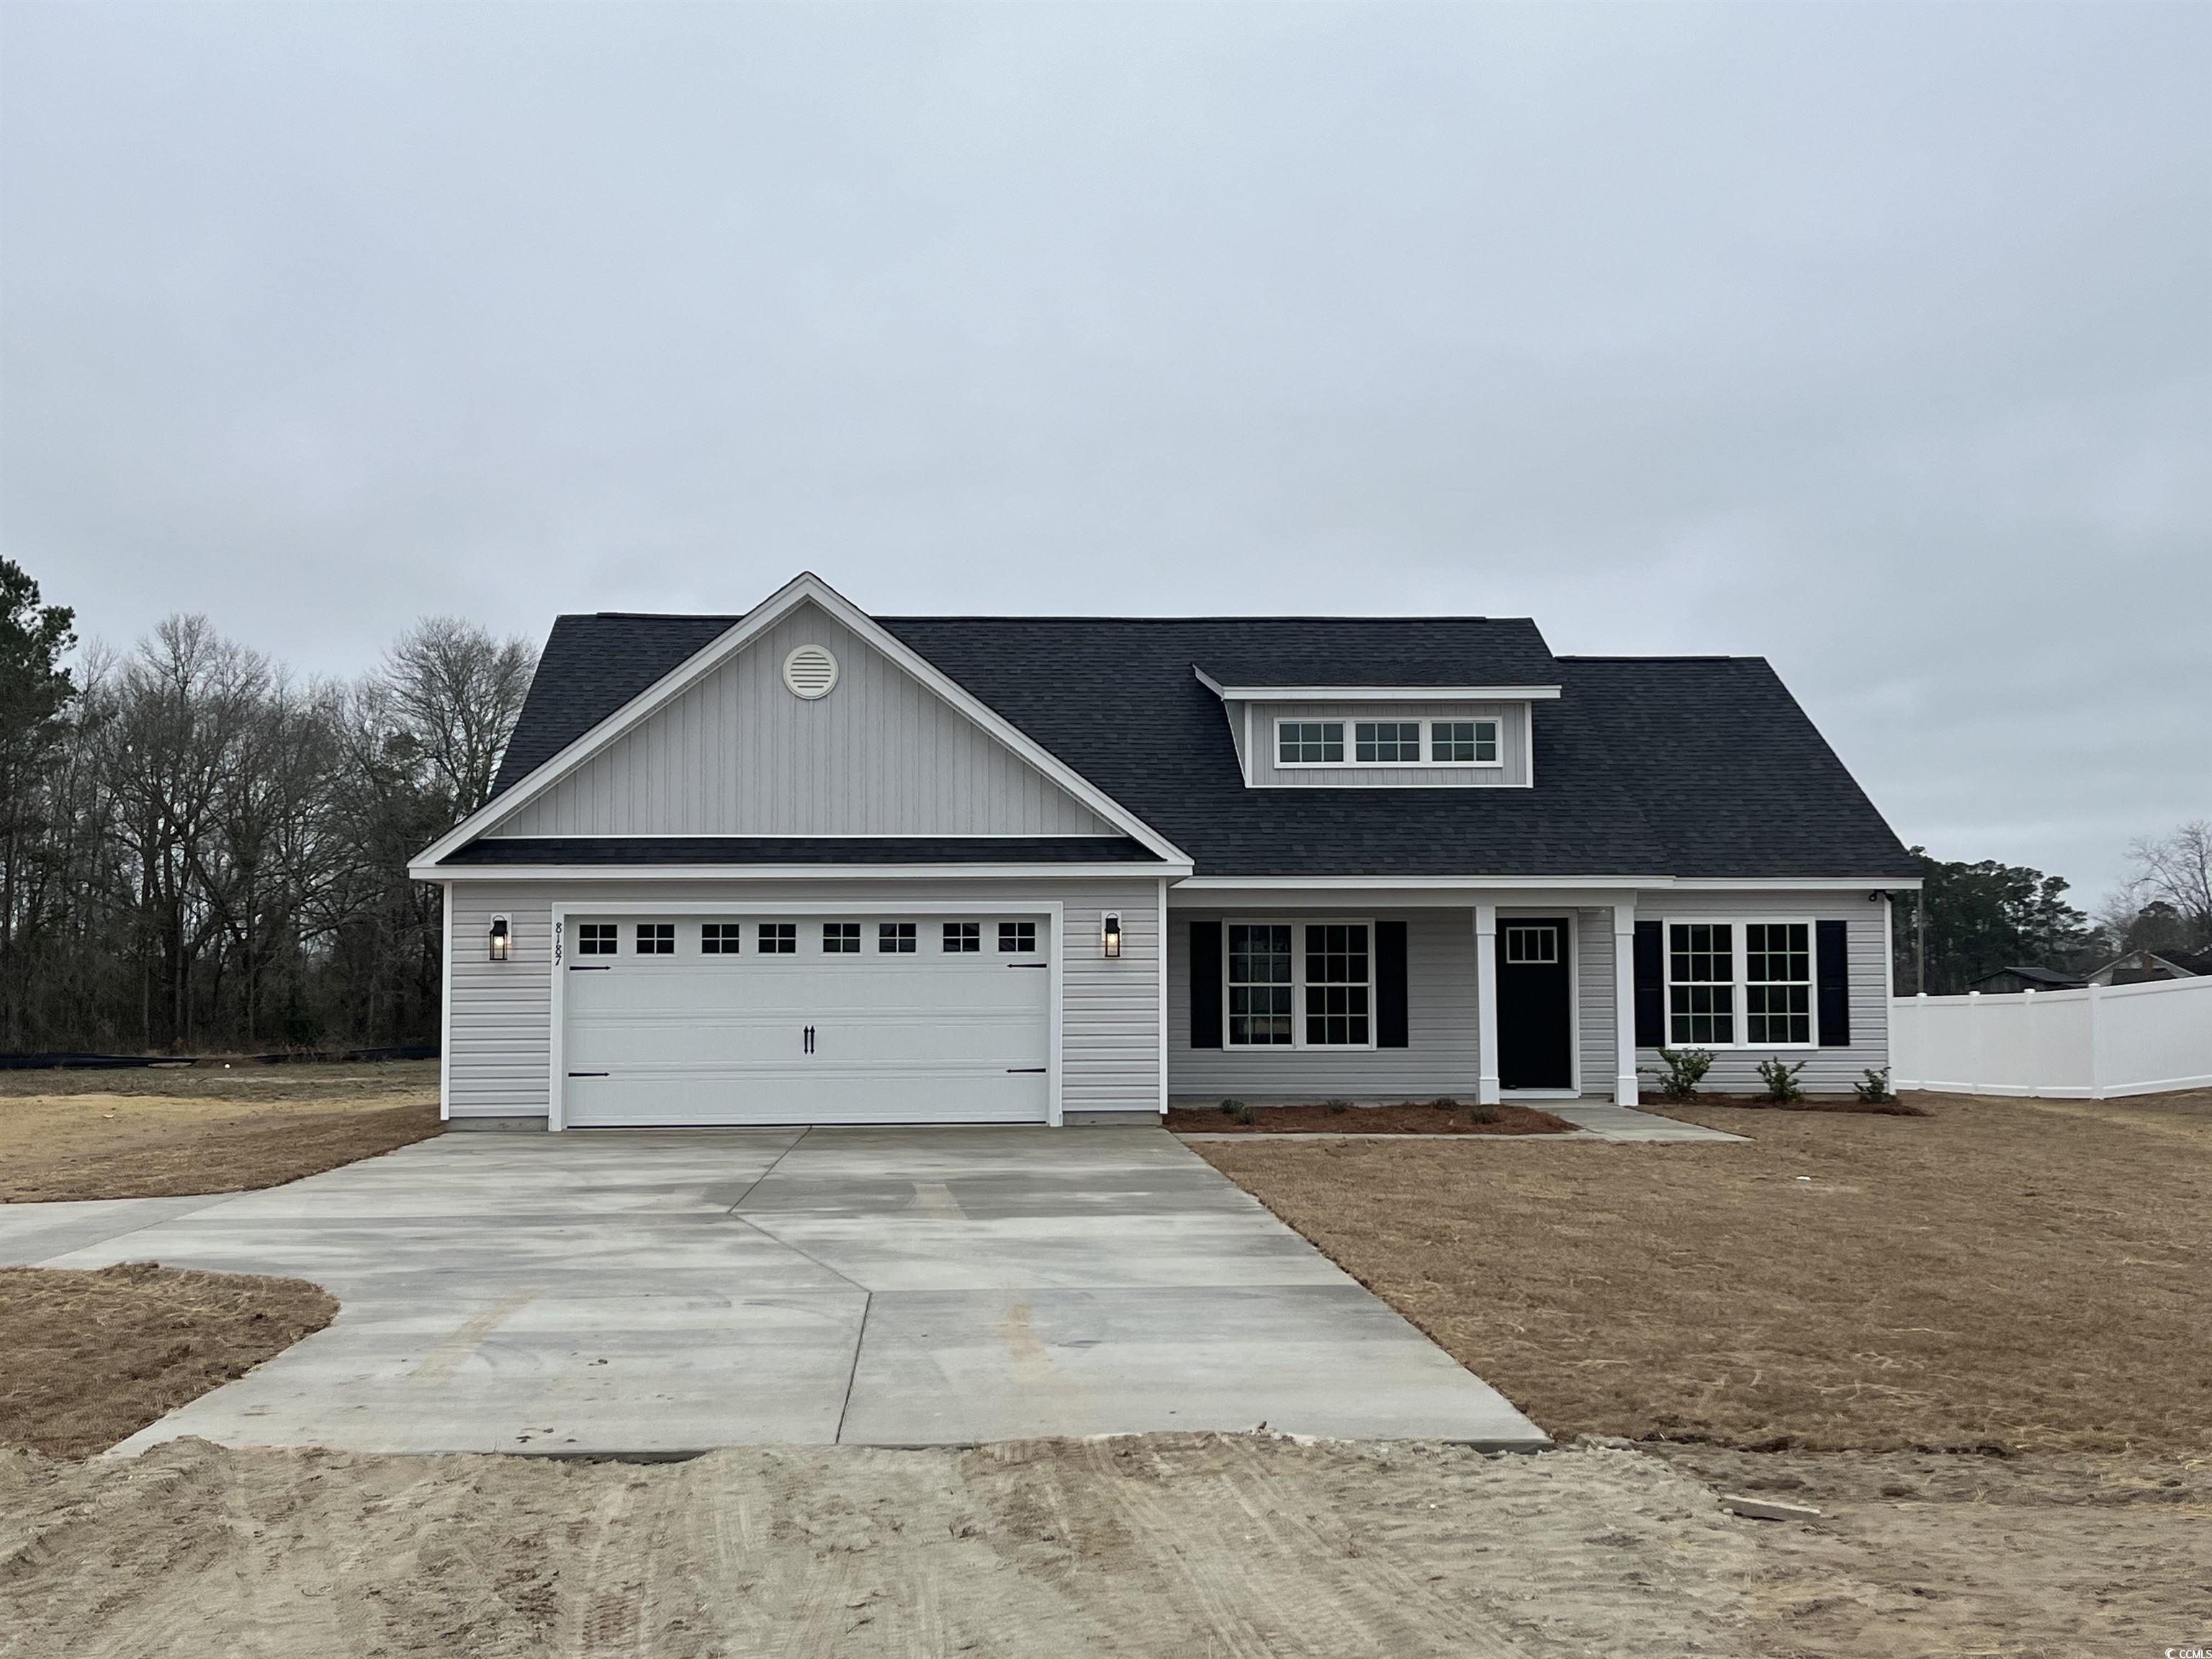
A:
1194,1089,2212,1453
0,1264,336,1457
0,1060,443,1201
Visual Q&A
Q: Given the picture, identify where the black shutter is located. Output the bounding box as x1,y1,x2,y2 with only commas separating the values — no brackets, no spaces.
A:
1189,921,1222,1049
1634,920,1665,1048
1376,921,1408,1048
1816,920,1850,1047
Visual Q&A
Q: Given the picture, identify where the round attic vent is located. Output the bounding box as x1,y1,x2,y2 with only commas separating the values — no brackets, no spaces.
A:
782,644,839,700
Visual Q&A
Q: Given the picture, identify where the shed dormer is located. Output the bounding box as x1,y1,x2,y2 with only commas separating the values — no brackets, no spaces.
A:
1195,670,1558,789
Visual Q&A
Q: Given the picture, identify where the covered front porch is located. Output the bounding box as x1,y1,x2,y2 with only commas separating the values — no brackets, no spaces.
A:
1165,889,1645,1108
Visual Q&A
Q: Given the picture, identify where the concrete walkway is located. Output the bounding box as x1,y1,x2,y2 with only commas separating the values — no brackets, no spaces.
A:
1,1128,1546,1457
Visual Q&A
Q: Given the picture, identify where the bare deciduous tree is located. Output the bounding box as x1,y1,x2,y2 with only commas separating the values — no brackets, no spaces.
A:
2128,821,2212,936
376,618,536,820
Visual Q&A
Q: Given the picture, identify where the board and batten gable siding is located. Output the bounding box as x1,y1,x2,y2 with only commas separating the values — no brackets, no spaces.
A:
1635,891,1891,1093
493,602,1112,838
444,876,1162,1120
1168,909,1485,1100
1242,703,1532,788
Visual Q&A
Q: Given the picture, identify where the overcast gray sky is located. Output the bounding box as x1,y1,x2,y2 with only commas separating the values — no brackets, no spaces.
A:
4,4,2206,902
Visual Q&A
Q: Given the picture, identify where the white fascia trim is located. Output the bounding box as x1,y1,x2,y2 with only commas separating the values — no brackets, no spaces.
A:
1671,877,1923,891
1177,874,1920,892
1177,874,1656,891
463,831,1132,840
1192,669,1560,702
415,572,1190,871
414,862,1192,883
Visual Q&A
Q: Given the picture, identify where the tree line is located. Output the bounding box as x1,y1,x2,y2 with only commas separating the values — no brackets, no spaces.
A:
0,558,534,1054
1894,827,2212,996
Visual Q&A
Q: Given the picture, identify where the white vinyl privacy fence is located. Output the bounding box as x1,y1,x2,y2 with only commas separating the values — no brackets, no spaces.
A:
1889,974,2212,1099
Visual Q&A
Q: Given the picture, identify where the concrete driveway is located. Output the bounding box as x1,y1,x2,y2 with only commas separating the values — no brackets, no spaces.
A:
1,1127,1545,1455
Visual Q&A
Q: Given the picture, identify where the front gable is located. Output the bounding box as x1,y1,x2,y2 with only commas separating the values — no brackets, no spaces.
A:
488,599,1115,839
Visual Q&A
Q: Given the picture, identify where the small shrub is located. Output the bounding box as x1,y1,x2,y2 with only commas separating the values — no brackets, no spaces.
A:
1464,1105,1500,1125
1852,1067,1896,1104
1321,1098,1352,1115
1642,1047,1714,1100
1426,1097,1460,1110
1228,1101,1255,1125
1755,1058,1807,1103
1219,1098,1244,1115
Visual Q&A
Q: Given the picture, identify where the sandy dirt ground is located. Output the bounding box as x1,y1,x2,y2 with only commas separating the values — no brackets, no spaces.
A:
0,1433,1816,1659
0,1060,442,1200
1192,1089,2212,1655
0,1264,337,1457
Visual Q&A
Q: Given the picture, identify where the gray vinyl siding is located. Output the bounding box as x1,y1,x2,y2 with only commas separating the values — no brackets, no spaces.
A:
494,601,1111,838
1635,891,1891,1094
1243,703,1531,788
444,876,1162,1120
1167,909,1484,1102
1575,909,1617,1093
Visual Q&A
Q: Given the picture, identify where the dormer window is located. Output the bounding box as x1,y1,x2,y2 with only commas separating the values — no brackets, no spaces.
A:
1431,719,1500,765
1277,721,1344,764
1354,721,1421,763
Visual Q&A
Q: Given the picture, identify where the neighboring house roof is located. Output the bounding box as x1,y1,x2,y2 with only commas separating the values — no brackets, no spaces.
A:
2086,950,2200,984
476,609,1917,881
1968,966,2086,991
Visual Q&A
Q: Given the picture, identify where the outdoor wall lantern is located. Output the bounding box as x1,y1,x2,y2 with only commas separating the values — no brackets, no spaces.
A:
1101,912,1122,958
488,914,512,962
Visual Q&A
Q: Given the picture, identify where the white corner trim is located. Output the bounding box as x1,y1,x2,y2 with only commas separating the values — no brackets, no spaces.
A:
415,572,1190,871
439,883,452,1122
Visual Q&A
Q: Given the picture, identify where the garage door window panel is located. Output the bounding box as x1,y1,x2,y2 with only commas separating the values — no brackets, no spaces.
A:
943,922,980,953
577,924,617,956
701,923,741,955
759,922,796,954
636,924,674,956
879,922,917,953
823,922,860,954
998,922,1038,953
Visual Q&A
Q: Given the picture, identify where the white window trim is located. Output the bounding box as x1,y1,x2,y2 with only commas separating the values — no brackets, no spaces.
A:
1270,716,1508,771
1662,914,1820,1051
1223,916,1379,1051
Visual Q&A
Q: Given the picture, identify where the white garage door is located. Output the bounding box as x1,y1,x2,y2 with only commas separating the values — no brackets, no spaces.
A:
559,913,1053,1127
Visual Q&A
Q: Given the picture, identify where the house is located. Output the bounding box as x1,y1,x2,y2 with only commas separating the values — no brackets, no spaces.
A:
1967,966,2087,995
410,573,1920,1128
2084,950,2200,986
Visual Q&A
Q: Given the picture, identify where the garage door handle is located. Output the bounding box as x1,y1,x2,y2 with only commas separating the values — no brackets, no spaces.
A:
1006,1067,1047,1074
567,1071,608,1078
1007,962,1048,969
803,1025,815,1055
569,964,611,971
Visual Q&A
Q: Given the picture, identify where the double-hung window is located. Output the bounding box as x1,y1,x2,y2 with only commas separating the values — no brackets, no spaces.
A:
1668,924,1734,1045
1665,920,1815,1048
1431,720,1499,764
1745,923,1812,1044
1277,721,1343,765
1354,721,1420,763
1226,921,1373,1048
1226,925,1294,1046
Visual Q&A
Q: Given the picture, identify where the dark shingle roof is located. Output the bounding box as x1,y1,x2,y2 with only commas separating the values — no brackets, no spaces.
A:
477,612,1915,881
1552,656,1916,880
446,836,1159,866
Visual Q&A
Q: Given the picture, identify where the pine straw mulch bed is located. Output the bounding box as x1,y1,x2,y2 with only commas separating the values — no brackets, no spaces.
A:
1644,1091,1928,1117
1194,1089,2212,1454
1166,1100,1578,1136
0,1263,337,1457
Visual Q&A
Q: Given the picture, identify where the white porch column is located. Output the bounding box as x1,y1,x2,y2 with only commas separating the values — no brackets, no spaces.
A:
1474,902,1501,1105
1611,900,1640,1105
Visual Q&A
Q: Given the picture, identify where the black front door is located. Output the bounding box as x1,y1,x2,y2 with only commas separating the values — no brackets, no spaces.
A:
1496,917,1573,1090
